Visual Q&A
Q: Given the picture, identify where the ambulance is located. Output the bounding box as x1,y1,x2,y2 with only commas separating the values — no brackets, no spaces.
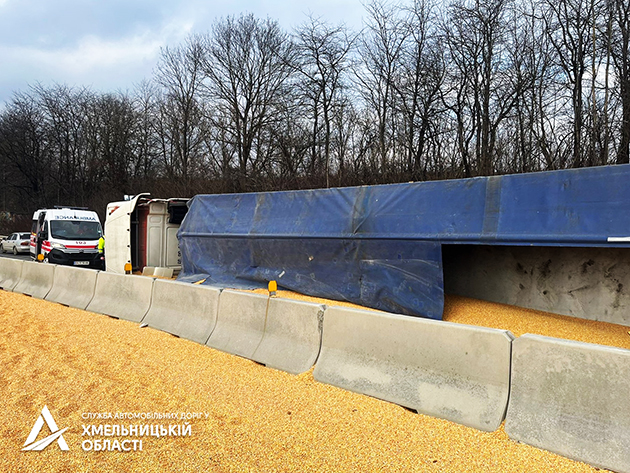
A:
30,207,104,269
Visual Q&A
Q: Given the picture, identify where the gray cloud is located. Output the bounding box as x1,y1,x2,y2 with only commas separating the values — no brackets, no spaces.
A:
0,0,364,106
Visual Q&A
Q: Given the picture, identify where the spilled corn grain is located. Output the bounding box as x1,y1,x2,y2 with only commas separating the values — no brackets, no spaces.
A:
443,294,630,350
0,289,613,472
254,288,630,350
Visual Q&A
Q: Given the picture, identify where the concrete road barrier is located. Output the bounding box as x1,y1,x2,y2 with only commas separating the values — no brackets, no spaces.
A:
0,258,24,291
206,290,268,359
251,298,325,374
153,267,173,278
142,279,220,344
313,306,514,432
45,265,99,309
13,261,55,299
86,272,154,322
506,334,630,473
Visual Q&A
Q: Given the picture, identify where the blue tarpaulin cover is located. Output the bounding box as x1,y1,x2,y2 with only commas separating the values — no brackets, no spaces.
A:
177,164,630,319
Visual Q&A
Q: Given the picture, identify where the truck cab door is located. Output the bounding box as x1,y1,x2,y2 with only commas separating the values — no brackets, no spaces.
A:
36,212,46,256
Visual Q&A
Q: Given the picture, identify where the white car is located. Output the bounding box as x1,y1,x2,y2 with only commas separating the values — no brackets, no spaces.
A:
0,232,31,255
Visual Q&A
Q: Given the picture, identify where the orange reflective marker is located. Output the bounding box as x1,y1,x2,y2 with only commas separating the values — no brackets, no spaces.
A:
268,280,277,297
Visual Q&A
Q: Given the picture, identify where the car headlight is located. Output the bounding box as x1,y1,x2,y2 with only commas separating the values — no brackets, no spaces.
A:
51,242,66,250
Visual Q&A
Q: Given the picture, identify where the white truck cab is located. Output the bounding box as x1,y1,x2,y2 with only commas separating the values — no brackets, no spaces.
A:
31,207,103,269
105,194,189,274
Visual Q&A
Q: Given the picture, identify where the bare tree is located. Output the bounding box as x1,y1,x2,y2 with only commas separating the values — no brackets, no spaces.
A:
131,80,160,181
608,0,630,163
445,0,516,176
0,91,50,209
91,93,137,192
3,0,630,212
264,88,313,188
154,35,207,184
356,0,407,176
543,0,597,167
202,14,297,189
503,0,557,172
394,0,446,179
293,16,356,187
34,84,95,205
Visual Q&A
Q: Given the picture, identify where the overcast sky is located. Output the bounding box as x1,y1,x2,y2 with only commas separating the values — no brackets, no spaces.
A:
0,0,366,107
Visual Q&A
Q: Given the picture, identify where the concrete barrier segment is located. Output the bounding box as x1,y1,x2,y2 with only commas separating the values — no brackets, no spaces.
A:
206,289,268,359
142,279,221,344
506,334,630,473
251,297,325,374
153,267,174,278
86,272,154,322
313,306,514,432
45,265,99,309
13,261,55,299
0,258,24,291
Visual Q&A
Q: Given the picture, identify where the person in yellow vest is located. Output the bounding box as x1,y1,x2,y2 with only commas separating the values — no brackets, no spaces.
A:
98,235,105,270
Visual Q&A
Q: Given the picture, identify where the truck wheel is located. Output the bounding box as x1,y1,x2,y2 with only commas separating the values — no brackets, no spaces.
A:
13,247,18,255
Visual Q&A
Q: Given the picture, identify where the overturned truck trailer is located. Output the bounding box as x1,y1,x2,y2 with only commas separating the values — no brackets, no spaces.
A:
177,165,630,326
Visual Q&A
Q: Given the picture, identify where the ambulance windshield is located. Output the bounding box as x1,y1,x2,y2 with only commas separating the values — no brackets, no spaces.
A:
50,220,102,240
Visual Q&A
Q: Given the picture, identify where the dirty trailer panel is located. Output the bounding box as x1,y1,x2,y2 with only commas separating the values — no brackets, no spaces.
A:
178,165,630,320
443,245,630,327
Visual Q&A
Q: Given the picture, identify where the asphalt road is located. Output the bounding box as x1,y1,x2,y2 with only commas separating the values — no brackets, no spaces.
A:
0,251,31,261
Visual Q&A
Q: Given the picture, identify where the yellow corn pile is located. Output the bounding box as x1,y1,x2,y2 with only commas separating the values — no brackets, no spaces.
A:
254,288,630,350
0,289,615,472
